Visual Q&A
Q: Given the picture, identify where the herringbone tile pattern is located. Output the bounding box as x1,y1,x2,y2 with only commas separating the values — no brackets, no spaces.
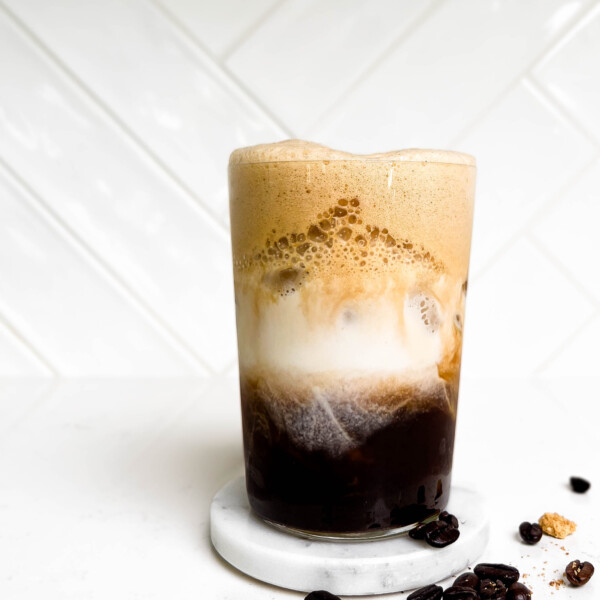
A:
0,0,598,377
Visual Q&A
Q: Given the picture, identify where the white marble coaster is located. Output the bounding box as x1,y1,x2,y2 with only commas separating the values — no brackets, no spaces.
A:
210,477,489,596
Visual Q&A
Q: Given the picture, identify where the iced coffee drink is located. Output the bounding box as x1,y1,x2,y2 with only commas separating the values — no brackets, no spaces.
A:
229,140,475,537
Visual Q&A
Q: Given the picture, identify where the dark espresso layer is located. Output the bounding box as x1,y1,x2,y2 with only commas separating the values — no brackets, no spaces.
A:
241,383,456,534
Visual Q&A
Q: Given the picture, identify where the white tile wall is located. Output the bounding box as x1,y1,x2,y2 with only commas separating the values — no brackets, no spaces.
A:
310,0,591,150
461,80,596,276
532,159,600,302
0,0,598,377
227,0,438,132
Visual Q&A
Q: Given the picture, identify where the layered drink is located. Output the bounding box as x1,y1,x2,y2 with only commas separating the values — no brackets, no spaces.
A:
229,140,475,537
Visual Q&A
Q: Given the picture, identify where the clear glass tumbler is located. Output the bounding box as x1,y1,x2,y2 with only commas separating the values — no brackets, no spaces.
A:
229,141,475,539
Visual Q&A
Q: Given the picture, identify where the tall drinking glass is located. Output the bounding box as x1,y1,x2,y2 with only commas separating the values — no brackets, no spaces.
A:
229,141,475,539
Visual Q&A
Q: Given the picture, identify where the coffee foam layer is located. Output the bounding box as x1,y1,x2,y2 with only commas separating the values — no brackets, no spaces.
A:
229,142,475,285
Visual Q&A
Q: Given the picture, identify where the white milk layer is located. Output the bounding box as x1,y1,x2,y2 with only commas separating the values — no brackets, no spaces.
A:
235,285,458,379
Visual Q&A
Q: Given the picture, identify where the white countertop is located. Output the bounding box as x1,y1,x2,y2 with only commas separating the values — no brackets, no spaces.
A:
0,377,598,599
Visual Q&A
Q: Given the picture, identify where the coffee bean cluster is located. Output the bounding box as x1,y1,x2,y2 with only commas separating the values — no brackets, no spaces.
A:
406,563,530,600
304,477,594,600
408,511,461,548
305,557,596,600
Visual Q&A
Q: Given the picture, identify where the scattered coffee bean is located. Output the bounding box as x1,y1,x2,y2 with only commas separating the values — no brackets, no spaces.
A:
518,522,542,545
439,511,459,529
305,591,341,600
565,559,595,586
453,572,479,590
409,524,427,540
409,520,446,540
506,582,531,600
425,522,460,548
408,523,429,540
474,564,519,586
479,578,507,599
570,476,591,494
442,585,479,599
407,584,444,600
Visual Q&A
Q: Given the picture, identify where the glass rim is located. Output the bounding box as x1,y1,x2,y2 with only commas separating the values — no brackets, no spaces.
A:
229,142,476,168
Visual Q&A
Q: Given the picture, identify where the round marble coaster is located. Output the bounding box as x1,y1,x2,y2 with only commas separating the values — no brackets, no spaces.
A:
210,477,489,596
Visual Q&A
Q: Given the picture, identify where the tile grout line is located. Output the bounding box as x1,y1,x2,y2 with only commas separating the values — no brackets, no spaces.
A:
526,228,600,374
0,1,230,242
0,308,59,376
528,377,577,423
525,75,600,153
526,232,600,311
527,0,600,75
531,311,598,375
147,0,295,139
0,157,214,376
219,0,289,62
222,357,239,377
449,0,600,147
469,156,598,282
306,0,446,135
220,63,295,136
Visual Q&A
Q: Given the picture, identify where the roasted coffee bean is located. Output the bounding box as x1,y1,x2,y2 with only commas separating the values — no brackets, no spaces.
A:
439,511,459,529
506,582,531,600
518,522,542,545
425,523,460,548
479,578,507,599
474,564,519,586
409,523,426,539
570,476,591,494
305,591,341,600
409,521,431,540
409,520,446,540
565,560,594,586
407,583,444,600
443,585,479,599
453,573,479,590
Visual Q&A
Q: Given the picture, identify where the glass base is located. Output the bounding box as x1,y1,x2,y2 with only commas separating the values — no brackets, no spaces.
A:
263,512,440,542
